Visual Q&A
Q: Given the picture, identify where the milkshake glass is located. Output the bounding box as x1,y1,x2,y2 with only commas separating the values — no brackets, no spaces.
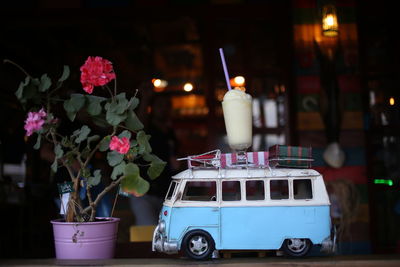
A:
222,89,253,151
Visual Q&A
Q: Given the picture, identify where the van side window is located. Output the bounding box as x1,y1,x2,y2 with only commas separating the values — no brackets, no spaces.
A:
270,180,289,200
222,181,241,201
166,181,177,200
293,179,313,199
246,180,265,200
182,181,216,201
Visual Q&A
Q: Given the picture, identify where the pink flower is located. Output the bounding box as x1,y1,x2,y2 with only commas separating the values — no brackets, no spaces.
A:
109,136,130,154
24,108,47,136
80,56,116,94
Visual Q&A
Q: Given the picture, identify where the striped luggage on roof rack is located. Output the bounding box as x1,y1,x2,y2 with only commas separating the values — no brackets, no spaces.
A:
220,151,269,168
268,145,313,168
178,150,270,169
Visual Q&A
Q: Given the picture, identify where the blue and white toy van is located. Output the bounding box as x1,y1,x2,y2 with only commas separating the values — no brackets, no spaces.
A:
152,149,335,260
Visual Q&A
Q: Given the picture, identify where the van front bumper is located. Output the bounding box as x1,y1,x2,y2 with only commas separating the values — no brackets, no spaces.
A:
152,224,179,254
320,226,337,253
320,237,335,253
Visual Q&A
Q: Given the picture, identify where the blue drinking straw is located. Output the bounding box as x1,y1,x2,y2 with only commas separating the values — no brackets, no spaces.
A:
219,48,232,91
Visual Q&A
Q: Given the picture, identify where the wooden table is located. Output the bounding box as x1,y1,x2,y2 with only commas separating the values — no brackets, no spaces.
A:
1,255,400,267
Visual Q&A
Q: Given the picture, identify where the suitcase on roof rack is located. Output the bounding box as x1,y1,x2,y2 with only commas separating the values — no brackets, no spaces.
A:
268,145,312,168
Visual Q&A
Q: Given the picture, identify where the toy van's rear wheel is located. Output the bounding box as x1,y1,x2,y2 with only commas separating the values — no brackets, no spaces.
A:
282,238,311,257
183,230,215,260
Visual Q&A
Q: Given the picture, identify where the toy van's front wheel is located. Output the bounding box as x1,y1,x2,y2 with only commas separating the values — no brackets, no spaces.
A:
282,238,312,257
182,230,215,260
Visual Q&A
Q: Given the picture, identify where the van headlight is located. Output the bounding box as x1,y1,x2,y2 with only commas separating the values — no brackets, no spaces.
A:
159,220,166,233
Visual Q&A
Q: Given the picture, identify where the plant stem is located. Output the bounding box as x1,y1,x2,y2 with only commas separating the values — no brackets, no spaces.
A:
3,59,32,78
90,207,96,222
50,130,81,222
104,84,115,102
117,124,135,132
66,178,80,222
81,175,124,215
110,186,120,217
114,77,117,97
86,182,96,221
50,131,75,181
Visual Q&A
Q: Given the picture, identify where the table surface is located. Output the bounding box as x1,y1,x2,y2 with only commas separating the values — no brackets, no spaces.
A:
1,255,400,267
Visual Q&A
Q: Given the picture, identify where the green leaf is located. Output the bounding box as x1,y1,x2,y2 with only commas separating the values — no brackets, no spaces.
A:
104,93,129,126
106,108,127,126
143,153,163,163
33,134,41,150
104,102,112,111
16,77,41,106
73,125,91,144
15,76,30,100
54,144,64,159
99,136,111,152
88,170,102,187
121,163,150,196
65,94,86,112
130,139,138,147
58,65,70,82
125,109,144,131
107,151,124,167
39,73,52,92
105,94,129,115
86,95,106,116
118,130,132,140
63,94,85,121
130,146,138,158
137,131,152,154
144,154,166,180
129,97,139,110
148,161,166,180
51,159,58,173
81,168,91,179
111,161,126,180
124,162,139,178
148,160,166,180
65,112,75,122
115,93,129,114
31,78,40,86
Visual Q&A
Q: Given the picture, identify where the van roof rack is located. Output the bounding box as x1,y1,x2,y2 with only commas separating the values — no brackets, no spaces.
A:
178,148,313,171
177,150,222,169
177,150,270,170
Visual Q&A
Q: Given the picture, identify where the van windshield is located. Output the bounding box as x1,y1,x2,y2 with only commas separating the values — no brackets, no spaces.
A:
166,181,177,200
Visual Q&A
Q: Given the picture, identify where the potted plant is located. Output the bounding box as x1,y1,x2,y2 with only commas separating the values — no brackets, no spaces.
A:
4,56,166,259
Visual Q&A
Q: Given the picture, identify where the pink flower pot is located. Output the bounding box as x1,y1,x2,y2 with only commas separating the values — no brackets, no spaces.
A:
51,217,120,259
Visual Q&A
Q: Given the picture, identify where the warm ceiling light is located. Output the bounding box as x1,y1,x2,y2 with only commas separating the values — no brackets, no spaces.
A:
152,78,168,88
233,76,245,86
153,79,161,87
390,97,395,106
322,4,339,37
183,82,193,92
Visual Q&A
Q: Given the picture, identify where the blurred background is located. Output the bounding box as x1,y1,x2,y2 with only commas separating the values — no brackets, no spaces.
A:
1,0,399,259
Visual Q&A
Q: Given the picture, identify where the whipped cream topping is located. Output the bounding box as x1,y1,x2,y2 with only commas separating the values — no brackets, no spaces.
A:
223,89,252,101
